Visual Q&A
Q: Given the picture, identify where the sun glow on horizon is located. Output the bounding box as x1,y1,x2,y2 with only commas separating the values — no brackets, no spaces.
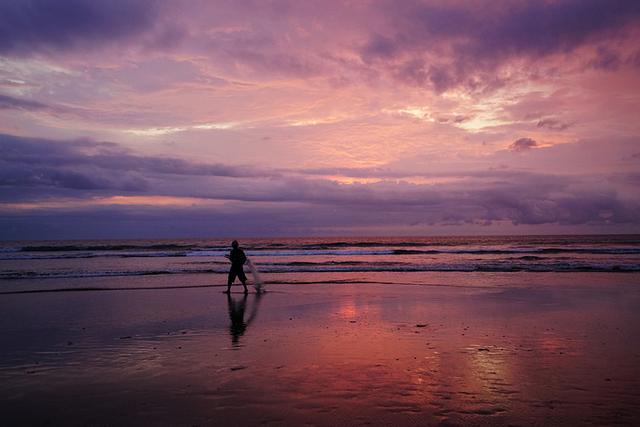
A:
1,196,225,210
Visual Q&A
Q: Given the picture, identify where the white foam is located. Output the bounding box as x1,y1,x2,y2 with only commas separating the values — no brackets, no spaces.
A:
0,247,20,253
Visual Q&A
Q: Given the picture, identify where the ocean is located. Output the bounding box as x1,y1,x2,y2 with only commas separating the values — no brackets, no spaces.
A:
1,235,639,291
2,235,640,425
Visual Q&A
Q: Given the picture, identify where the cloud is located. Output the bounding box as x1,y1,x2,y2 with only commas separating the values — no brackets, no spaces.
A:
0,163,149,192
509,138,538,152
0,94,49,111
0,133,273,178
2,0,639,91
0,133,278,202
0,0,159,55
537,118,572,131
2,176,639,240
1,132,639,239
588,46,623,71
0,3,638,239
360,0,640,91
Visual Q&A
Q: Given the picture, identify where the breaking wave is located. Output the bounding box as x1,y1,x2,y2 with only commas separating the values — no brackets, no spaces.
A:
2,261,639,280
2,246,640,261
1,236,638,282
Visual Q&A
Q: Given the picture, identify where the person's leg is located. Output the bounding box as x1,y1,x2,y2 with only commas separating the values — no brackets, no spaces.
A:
239,270,248,293
226,270,236,293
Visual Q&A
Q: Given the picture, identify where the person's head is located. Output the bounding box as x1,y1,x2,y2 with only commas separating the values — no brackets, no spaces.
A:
231,240,239,248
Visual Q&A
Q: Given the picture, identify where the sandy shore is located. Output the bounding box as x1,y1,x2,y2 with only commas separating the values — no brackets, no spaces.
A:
1,273,640,426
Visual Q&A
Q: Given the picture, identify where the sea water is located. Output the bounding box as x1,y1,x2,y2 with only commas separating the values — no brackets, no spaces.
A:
0,235,639,293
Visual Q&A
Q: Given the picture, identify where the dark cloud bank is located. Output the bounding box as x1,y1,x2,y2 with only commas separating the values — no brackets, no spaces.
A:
2,1,639,92
0,0,159,55
363,0,640,91
1,133,638,239
0,94,50,111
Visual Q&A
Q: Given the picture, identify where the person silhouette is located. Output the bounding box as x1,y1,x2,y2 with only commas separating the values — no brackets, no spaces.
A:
225,240,248,294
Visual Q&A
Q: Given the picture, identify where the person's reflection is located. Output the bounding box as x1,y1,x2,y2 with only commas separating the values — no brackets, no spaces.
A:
227,292,263,346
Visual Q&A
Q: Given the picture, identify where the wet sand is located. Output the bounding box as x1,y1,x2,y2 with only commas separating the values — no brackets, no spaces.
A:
1,273,640,426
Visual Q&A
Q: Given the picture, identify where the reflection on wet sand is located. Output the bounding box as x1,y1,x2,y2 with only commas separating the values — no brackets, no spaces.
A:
227,293,263,346
1,279,639,426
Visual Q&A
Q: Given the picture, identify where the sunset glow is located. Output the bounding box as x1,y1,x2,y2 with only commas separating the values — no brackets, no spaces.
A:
1,0,639,239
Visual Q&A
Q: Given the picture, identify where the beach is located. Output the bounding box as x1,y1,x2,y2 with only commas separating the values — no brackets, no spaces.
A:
3,1,640,424
2,265,640,425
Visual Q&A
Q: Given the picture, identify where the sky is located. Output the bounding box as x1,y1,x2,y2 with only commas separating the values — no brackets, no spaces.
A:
1,0,639,240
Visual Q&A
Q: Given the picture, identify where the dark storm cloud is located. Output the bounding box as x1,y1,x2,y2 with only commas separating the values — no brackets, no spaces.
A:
0,94,91,121
0,133,273,179
0,203,325,240
0,133,278,202
0,94,49,111
362,0,640,90
393,0,640,57
0,0,159,55
0,135,151,201
468,186,638,226
510,138,538,152
160,167,639,230
460,0,640,58
2,132,639,238
0,162,148,192
2,177,638,240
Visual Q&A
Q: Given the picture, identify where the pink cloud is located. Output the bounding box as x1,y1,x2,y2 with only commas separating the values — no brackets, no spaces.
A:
1,1,639,237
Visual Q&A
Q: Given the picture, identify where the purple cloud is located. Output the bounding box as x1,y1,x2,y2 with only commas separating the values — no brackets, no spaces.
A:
588,46,623,70
2,132,639,239
360,0,640,90
0,133,274,178
0,133,278,202
0,0,159,55
0,94,50,111
1,182,638,240
537,118,572,131
510,138,538,152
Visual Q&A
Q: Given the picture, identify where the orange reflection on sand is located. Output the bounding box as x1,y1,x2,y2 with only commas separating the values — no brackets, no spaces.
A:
466,345,512,391
536,333,584,357
271,317,442,412
336,299,358,319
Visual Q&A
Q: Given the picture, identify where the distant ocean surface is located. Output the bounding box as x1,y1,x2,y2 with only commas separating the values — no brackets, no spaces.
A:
1,236,639,284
